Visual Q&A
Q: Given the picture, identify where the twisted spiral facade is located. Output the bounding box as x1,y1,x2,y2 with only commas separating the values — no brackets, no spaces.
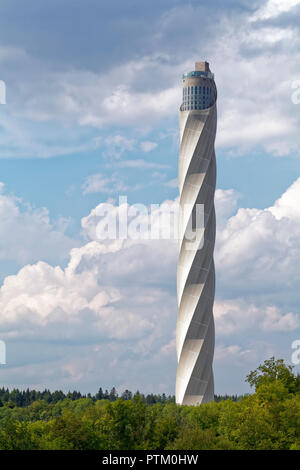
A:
176,62,217,406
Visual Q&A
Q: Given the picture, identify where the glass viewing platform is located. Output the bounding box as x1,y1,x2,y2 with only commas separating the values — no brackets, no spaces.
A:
182,70,214,80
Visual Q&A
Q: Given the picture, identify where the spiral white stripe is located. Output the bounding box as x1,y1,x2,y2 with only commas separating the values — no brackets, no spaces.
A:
176,95,217,406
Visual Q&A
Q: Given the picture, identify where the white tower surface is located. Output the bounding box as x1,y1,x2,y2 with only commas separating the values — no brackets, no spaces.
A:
176,61,217,406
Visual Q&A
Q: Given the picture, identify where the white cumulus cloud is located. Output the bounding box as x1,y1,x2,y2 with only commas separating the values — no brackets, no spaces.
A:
251,0,300,21
0,183,76,265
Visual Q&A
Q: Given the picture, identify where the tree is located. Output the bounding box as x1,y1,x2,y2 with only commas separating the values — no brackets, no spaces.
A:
49,411,99,450
121,390,132,401
109,387,118,402
168,426,234,450
246,357,298,392
95,387,104,400
0,420,35,450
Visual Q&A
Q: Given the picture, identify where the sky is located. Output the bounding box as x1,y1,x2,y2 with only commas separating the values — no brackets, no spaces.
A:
0,0,300,396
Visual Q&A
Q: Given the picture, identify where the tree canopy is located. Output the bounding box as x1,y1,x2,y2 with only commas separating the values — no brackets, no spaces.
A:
0,357,299,450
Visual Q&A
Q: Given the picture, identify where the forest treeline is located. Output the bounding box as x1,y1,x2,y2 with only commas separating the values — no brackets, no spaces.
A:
0,386,241,408
0,358,299,450
0,386,175,408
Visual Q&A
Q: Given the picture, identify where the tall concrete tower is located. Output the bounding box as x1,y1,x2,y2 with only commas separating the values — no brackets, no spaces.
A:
176,61,217,406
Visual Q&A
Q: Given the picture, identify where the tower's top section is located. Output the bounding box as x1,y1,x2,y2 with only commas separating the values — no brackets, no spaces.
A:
181,61,217,112
182,61,214,80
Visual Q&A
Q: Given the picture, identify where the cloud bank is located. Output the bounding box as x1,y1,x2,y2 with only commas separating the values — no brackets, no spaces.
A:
1,177,299,394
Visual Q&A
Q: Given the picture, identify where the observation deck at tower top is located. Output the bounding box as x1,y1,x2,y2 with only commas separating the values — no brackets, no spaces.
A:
181,61,216,111
182,61,215,80
182,70,214,80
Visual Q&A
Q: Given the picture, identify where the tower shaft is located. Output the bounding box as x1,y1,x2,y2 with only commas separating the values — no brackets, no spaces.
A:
176,62,217,406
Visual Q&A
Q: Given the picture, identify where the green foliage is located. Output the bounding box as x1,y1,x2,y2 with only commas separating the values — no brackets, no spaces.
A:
167,427,234,450
0,357,298,450
246,357,299,392
0,386,174,407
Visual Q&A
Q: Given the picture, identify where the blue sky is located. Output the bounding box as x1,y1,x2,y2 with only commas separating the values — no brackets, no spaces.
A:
0,0,300,395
